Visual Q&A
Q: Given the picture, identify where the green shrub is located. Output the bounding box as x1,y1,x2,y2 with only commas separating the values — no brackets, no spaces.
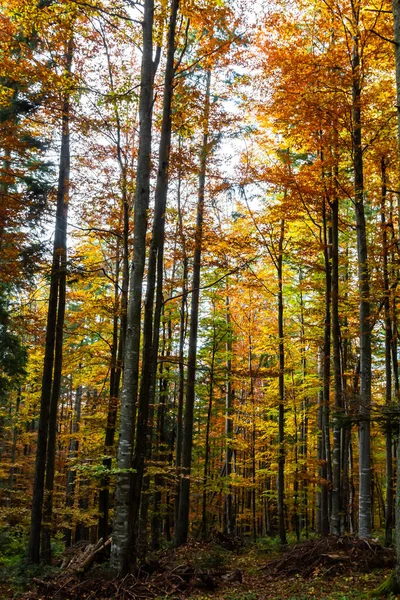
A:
193,546,228,570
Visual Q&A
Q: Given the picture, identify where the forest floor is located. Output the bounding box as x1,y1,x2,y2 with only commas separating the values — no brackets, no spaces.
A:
0,534,397,600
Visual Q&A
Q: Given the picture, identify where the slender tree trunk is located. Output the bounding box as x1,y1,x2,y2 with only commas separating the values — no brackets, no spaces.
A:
352,31,372,539
64,385,82,546
391,2,400,582
151,317,170,550
122,0,179,567
317,348,329,534
341,246,351,533
392,0,400,163
174,159,188,526
380,157,394,546
299,268,309,537
292,381,300,541
248,335,257,543
8,391,21,495
330,160,343,535
277,218,287,545
28,42,72,562
321,180,332,526
98,247,121,540
201,316,216,539
98,162,130,540
41,250,68,562
175,70,211,546
110,0,157,569
225,294,234,534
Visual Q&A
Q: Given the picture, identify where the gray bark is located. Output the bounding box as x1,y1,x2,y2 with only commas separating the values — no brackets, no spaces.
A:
124,0,179,565
175,70,211,546
381,157,394,546
110,0,156,570
352,31,372,539
27,41,72,562
174,156,188,526
98,29,131,540
331,155,343,535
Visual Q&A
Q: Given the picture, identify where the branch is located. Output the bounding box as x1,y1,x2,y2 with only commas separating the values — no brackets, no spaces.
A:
369,29,397,45
72,0,142,24
174,18,191,74
162,255,261,307
175,34,243,78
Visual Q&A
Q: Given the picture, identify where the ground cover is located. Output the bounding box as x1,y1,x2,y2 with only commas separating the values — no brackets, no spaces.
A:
0,535,396,599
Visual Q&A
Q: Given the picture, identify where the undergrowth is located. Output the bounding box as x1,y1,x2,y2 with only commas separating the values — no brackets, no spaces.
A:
0,527,61,594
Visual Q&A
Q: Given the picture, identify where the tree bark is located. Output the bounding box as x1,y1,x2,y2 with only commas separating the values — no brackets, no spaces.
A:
330,159,343,535
110,0,156,570
98,34,131,538
277,218,287,545
380,157,394,546
28,41,72,562
224,294,234,534
322,193,332,529
175,70,211,546
122,0,179,567
174,154,188,526
201,310,216,539
352,31,372,539
64,385,82,546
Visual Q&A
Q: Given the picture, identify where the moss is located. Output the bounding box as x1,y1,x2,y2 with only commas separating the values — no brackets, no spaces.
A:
371,572,400,597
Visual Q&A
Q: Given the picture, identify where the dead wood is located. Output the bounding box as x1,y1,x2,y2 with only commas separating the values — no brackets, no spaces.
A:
263,536,395,579
22,557,226,599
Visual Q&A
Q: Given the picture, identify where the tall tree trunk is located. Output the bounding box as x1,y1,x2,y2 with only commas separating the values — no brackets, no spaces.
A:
322,170,332,530
380,157,394,546
352,31,372,539
201,314,216,539
110,0,156,569
330,152,343,535
28,42,72,563
299,268,309,537
151,317,171,550
174,157,188,526
98,47,131,536
248,330,257,542
122,0,179,567
293,387,300,542
225,294,234,534
317,349,329,534
41,250,68,562
341,246,352,533
64,385,82,546
391,1,400,584
392,0,400,167
175,70,211,546
277,218,287,545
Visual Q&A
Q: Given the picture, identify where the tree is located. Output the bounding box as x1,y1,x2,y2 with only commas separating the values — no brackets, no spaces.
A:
175,70,212,546
28,30,73,563
110,0,158,570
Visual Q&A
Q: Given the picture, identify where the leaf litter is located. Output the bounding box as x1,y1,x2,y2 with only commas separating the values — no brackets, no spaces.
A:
18,535,396,599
